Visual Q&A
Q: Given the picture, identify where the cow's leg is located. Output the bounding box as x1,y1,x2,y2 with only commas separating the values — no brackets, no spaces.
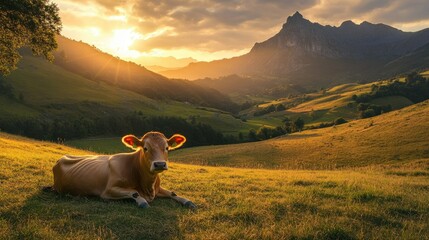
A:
157,187,197,210
102,187,150,208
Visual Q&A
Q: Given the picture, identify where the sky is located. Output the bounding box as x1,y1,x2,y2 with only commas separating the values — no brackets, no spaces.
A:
53,0,429,68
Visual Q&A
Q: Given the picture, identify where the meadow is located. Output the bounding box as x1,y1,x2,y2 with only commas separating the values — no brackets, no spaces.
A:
1,100,429,239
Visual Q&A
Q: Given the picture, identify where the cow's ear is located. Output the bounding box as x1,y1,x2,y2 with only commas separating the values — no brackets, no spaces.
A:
122,135,142,150
168,134,186,150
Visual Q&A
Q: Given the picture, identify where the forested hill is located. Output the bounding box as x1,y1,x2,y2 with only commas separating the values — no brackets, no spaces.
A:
53,36,237,112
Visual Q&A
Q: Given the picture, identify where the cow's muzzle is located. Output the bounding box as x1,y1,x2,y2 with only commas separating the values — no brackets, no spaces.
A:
151,161,168,172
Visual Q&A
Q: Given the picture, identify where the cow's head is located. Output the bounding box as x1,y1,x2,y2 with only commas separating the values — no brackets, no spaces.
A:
122,132,186,173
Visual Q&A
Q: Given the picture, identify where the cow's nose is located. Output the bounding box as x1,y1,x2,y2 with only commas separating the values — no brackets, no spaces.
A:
152,161,168,171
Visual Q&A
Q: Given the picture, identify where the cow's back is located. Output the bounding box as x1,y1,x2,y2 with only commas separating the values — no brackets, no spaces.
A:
53,155,109,196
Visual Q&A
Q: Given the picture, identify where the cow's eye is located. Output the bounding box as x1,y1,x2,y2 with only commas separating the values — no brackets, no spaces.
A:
165,147,169,151
143,147,148,152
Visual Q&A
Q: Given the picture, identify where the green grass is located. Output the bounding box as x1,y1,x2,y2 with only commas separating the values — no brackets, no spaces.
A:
0,96,40,119
5,55,153,106
369,95,414,110
66,137,128,154
1,132,429,239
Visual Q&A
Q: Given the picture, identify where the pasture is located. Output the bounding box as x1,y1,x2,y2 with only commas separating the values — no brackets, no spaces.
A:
1,112,429,239
172,100,429,169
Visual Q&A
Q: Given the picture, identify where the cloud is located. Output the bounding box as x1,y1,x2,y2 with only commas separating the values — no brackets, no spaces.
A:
53,0,429,64
303,0,429,27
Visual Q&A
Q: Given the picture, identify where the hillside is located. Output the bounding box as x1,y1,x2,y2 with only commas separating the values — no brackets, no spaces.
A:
381,42,429,77
0,54,258,143
53,36,237,112
236,77,418,130
172,100,429,169
1,132,428,239
194,74,305,98
162,12,429,90
63,74,427,153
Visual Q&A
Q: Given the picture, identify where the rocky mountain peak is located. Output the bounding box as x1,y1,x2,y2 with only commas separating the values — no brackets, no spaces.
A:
283,11,310,27
290,11,303,20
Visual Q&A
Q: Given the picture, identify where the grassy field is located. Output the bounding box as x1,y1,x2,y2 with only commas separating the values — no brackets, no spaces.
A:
66,137,128,154
172,100,429,169
1,132,429,239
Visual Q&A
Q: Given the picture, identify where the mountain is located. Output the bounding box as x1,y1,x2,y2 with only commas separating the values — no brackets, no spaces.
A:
132,56,196,69
163,12,429,89
381,42,429,76
145,65,182,73
53,36,237,112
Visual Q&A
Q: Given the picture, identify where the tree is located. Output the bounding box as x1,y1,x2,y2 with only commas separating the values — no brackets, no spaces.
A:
293,117,305,132
334,117,347,125
406,72,425,85
361,109,376,119
282,117,292,133
275,104,286,111
248,129,257,141
0,0,62,75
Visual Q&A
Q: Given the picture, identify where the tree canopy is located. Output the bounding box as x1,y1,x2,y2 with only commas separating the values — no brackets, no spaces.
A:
0,0,61,75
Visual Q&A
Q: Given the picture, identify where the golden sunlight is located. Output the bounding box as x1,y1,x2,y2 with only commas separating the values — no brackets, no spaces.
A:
107,28,143,58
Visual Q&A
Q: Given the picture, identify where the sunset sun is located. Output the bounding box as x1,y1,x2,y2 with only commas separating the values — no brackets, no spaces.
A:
107,28,143,59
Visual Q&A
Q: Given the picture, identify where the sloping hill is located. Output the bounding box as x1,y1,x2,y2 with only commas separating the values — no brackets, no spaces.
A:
0,54,253,142
172,100,429,169
1,132,429,239
194,74,305,98
54,36,237,112
381,42,429,77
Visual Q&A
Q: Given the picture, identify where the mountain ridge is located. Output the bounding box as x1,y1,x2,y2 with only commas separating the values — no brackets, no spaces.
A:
162,12,429,89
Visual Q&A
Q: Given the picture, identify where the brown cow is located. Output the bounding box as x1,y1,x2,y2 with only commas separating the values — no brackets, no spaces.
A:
51,132,196,209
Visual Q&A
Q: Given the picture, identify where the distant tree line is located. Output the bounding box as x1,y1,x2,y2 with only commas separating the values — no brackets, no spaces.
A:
253,104,286,116
352,72,429,118
0,92,301,146
0,109,239,147
247,117,305,141
306,117,348,130
356,103,392,119
353,72,429,104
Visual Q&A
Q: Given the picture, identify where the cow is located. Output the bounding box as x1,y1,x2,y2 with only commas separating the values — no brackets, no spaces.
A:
51,132,196,209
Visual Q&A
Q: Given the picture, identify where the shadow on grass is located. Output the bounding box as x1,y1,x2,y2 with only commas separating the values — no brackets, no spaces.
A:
12,190,190,239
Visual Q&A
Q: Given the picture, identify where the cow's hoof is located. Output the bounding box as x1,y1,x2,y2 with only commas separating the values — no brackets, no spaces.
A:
184,201,197,210
138,202,150,208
